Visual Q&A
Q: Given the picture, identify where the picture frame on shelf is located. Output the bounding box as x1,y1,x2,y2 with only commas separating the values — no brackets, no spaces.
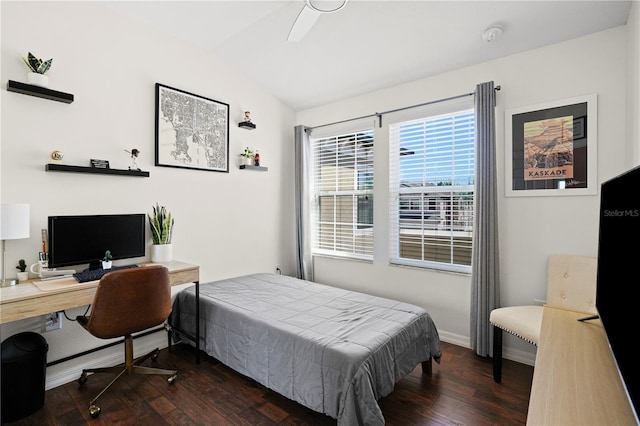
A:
155,83,229,173
505,93,597,197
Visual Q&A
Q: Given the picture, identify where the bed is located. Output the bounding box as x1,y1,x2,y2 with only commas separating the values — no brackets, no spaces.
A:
170,273,441,425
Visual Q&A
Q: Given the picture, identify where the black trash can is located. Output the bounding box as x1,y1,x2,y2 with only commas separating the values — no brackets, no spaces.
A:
1,332,48,423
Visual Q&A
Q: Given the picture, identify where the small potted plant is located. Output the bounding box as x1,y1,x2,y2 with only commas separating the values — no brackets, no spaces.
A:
22,52,53,88
240,147,254,166
16,259,29,282
102,250,113,269
148,203,174,262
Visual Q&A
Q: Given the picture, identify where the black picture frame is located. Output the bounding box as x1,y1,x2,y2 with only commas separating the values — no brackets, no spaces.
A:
155,83,229,173
505,94,597,197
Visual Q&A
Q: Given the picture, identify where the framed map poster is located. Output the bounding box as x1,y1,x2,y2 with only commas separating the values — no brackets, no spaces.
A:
505,94,597,197
155,83,229,172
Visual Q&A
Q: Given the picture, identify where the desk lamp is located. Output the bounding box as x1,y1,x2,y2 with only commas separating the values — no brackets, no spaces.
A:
1,204,30,286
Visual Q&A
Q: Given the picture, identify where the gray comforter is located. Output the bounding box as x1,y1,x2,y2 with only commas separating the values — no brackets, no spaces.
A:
171,273,441,425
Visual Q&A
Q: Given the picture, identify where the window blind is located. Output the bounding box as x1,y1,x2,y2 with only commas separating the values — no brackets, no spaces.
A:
311,128,374,259
389,108,475,273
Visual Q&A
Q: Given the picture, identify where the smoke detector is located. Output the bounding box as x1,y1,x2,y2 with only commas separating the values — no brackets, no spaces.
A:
482,27,503,43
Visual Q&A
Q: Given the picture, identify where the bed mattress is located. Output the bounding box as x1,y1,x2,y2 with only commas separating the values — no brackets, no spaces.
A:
171,273,441,425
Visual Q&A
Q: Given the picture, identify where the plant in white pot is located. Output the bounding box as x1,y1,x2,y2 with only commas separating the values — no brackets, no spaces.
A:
148,203,174,263
102,250,113,269
240,146,254,166
22,52,53,88
16,259,29,282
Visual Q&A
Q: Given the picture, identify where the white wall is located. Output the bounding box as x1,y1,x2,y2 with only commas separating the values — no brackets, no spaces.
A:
296,26,630,364
0,1,296,388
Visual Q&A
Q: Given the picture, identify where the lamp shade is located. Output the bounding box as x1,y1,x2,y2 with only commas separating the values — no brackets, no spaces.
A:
0,204,30,240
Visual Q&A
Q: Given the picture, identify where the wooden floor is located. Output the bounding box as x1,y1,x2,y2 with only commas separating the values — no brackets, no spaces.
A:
3,341,533,425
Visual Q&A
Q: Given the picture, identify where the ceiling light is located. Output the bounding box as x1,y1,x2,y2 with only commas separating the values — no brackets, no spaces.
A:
305,0,348,14
482,27,503,43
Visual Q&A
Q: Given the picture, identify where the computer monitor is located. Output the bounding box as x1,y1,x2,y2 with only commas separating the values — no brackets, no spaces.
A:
47,214,146,270
596,164,640,423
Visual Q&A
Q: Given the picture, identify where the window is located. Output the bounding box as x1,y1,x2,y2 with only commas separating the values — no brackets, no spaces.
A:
311,130,374,259
389,109,475,273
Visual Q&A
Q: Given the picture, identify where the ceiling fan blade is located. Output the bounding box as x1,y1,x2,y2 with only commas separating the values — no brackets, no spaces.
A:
287,5,321,42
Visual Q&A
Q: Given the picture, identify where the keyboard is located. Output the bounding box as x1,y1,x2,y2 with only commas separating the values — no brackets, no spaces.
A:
73,264,139,283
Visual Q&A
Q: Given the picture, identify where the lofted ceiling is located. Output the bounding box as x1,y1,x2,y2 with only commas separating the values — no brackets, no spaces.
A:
104,0,632,111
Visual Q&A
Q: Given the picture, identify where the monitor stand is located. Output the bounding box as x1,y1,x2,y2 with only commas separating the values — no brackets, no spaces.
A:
85,260,103,271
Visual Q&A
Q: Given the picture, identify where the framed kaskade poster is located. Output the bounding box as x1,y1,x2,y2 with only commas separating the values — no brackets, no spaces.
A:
155,83,229,172
505,94,597,197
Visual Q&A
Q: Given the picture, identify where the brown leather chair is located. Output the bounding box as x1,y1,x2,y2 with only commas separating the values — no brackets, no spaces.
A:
76,265,177,418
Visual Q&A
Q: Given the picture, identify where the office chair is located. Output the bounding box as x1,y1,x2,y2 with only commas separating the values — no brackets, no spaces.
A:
489,254,597,383
76,265,177,418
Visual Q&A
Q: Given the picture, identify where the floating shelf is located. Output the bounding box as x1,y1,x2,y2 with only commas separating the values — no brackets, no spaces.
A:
238,122,256,130
7,80,74,104
45,163,150,177
239,165,267,171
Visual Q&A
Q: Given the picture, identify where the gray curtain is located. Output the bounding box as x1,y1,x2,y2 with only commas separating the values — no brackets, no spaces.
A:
470,81,500,356
294,125,313,281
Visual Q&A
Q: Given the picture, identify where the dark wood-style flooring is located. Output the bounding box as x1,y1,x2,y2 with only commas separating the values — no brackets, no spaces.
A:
4,341,533,425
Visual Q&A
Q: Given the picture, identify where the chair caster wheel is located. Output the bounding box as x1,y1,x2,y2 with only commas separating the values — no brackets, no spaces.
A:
151,349,159,362
78,372,88,385
89,404,101,418
168,374,177,384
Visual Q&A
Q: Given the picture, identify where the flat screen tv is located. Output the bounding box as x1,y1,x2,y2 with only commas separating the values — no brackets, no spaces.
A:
596,165,640,423
48,214,146,270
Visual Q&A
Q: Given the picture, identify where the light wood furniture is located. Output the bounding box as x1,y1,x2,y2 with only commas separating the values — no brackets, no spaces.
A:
527,307,637,425
0,260,201,363
490,254,597,383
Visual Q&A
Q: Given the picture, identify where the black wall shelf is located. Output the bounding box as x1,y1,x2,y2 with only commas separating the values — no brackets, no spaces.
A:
239,165,267,171
7,80,74,104
45,163,149,177
238,122,256,130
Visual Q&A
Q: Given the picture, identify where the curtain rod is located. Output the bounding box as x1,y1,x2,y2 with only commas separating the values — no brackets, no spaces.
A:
310,85,501,130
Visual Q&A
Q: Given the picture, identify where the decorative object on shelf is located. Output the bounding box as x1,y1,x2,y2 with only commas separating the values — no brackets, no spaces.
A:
22,52,52,88
254,150,260,167
16,259,29,282
90,159,110,169
239,110,256,129
50,150,63,161
102,250,112,269
148,203,174,263
1,204,30,287
240,146,254,166
125,148,141,171
155,83,229,173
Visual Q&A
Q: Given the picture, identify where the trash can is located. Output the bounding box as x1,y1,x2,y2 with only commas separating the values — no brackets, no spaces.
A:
1,332,48,423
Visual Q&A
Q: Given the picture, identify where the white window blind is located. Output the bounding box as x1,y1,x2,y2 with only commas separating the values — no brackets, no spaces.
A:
389,108,475,273
310,129,374,259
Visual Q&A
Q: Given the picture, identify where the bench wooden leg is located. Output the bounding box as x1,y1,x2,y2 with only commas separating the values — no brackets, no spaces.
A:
493,325,502,383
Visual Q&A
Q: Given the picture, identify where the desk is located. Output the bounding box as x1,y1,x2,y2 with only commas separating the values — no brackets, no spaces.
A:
527,307,637,425
0,260,201,363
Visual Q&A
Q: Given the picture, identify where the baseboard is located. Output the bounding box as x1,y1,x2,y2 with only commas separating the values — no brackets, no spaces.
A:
438,330,536,367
